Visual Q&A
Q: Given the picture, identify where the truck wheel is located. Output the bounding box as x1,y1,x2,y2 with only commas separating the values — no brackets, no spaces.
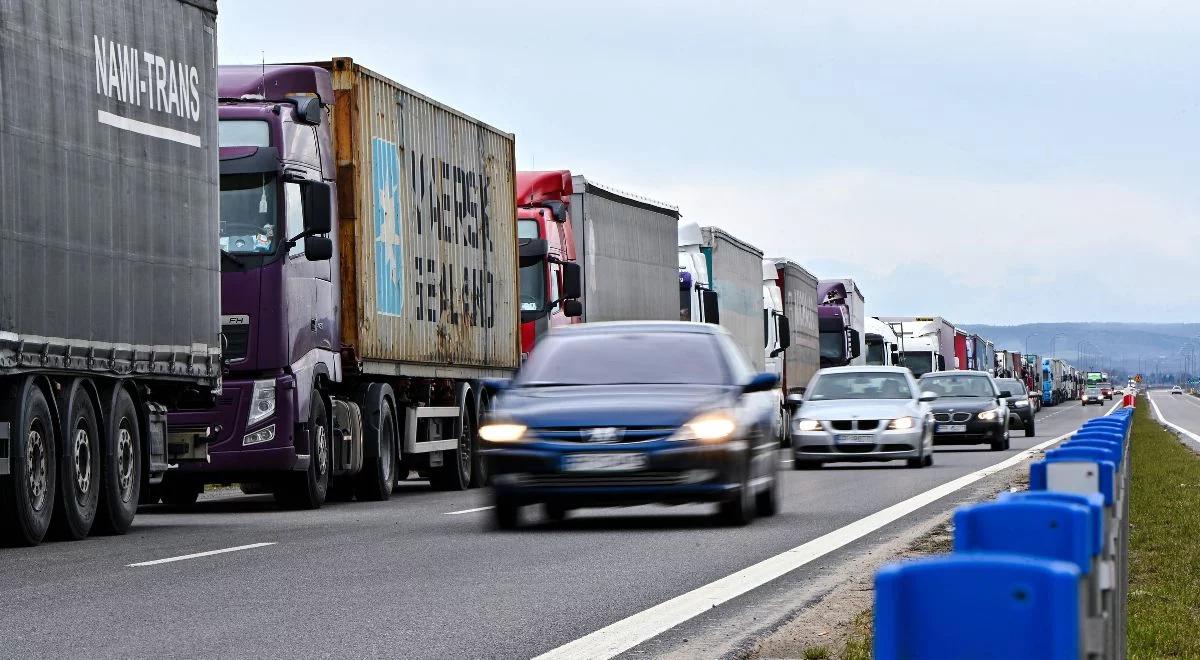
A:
0,384,57,546
94,389,142,534
49,385,101,540
354,398,396,502
430,406,473,491
276,393,330,509
160,477,201,510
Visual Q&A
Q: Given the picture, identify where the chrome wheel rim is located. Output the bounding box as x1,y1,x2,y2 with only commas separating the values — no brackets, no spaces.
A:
314,425,329,478
117,425,135,502
26,427,48,512
73,426,93,496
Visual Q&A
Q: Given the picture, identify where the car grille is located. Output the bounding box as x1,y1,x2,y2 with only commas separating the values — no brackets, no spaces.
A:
512,472,689,487
798,443,913,454
222,324,249,362
829,419,881,431
933,412,971,423
529,426,677,443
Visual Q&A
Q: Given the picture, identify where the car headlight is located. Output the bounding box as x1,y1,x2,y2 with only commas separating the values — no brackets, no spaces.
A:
977,409,1000,421
247,379,276,426
479,423,528,443
1012,399,1029,408
887,416,917,430
794,418,821,432
670,410,737,444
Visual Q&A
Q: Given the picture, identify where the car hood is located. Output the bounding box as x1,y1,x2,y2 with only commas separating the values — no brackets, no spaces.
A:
928,397,1000,413
493,384,739,429
798,398,921,420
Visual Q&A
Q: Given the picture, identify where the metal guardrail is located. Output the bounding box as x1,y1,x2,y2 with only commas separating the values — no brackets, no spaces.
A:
874,405,1134,659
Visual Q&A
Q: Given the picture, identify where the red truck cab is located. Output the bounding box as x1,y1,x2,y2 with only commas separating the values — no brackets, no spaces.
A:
516,171,582,355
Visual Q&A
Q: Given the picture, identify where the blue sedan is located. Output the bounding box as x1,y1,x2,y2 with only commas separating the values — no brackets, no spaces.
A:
480,321,780,529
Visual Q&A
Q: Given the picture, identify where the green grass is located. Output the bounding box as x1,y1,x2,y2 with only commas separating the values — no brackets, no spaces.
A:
839,609,872,660
1127,400,1200,658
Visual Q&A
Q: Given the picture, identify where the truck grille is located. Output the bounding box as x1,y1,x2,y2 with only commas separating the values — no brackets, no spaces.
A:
934,412,972,423
222,324,249,362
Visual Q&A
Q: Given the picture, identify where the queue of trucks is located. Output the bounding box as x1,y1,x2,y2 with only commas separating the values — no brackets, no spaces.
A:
0,0,1094,546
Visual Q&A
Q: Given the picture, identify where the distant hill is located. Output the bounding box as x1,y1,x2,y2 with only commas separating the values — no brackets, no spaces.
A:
957,322,1200,379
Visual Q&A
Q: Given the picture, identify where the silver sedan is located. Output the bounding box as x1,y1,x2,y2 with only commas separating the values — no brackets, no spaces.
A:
790,366,938,469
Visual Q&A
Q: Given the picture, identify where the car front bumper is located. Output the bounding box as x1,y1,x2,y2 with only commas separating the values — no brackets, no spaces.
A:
930,416,1005,444
792,427,925,463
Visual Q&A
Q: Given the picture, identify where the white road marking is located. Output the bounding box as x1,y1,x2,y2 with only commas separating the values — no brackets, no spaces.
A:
445,506,494,515
1148,394,1200,450
127,542,275,567
534,428,1081,660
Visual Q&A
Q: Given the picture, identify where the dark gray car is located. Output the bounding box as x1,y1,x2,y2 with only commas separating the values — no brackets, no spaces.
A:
995,378,1036,437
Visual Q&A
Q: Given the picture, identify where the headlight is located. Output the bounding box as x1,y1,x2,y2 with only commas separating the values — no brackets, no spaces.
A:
247,379,276,426
977,409,1000,421
1012,399,1029,408
479,423,527,443
795,418,821,432
887,416,916,430
671,410,737,443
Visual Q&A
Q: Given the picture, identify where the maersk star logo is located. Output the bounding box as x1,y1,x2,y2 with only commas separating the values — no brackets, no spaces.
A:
372,138,404,316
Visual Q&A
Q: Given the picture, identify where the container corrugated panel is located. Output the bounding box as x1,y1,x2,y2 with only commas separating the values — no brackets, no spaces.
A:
326,59,518,375
775,259,819,393
0,0,220,382
570,176,679,323
701,227,765,371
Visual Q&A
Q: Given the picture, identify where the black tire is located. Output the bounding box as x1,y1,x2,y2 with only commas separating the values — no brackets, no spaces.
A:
430,404,473,491
492,495,519,530
275,392,330,510
355,398,396,502
325,477,356,502
990,429,1010,451
755,474,779,517
718,475,756,526
793,460,822,470
470,393,490,488
1025,420,1036,437
160,477,201,510
95,389,142,534
0,384,57,546
923,452,934,467
544,502,569,523
906,457,924,468
49,385,102,541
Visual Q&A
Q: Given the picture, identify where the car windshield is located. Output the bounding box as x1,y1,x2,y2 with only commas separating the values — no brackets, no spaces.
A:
220,173,278,255
517,331,729,386
920,375,996,398
996,379,1026,395
808,372,913,400
1086,388,1100,395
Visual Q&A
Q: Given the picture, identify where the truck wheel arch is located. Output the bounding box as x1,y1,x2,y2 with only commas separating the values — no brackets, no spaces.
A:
358,383,397,461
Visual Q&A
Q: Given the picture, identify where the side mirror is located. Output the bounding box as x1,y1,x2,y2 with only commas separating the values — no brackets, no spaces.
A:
848,328,861,359
304,236,333,261
918,391,939,403
777,315,791,351
519,238,549,265
701,289,720,324
481,378,511,394
288,95,323,125
301,181,332,235
561,261,582,300
998,390,1012,398
743,372,779,393
561,299,583,318
786,393,804,410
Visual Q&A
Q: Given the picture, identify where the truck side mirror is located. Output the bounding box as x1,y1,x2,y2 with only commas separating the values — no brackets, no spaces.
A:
305,236,333,261
777,315,791,351
518,238,548,266
848,328,861,359
301,181,332,235
701,289,720,324
288,95,323,125
562,299,583,318
561,261,582,300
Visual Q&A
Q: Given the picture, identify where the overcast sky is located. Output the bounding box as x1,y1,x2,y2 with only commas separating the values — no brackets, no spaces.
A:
219,1,1200,324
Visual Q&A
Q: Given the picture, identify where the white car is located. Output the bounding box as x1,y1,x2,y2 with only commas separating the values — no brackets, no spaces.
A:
1171,386,1184,395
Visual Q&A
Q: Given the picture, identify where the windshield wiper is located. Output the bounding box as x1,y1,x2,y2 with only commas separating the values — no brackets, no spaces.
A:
221,249,245,268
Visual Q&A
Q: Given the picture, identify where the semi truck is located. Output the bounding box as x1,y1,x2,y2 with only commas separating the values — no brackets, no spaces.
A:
0,0,221,545
1041,358,1080,405
954,329,969,370
164,58,519,509
879,316,956,377
765,259,819,443
516,171,582,356
865,317,901,367
678,225,765,369
817,279,866,368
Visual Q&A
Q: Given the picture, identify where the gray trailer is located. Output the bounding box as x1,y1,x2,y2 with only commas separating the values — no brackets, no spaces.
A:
773,259,820,395
702,227,765,371
0,0,220,545
570,176,679,322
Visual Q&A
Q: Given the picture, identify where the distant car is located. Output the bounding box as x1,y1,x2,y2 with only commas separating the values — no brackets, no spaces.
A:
790,367,936,469
1172,385,1184,395
1081,387,1103,405
918,371,1011,451
1099,382,1114,400
481,322,781,529
996,378,1036,438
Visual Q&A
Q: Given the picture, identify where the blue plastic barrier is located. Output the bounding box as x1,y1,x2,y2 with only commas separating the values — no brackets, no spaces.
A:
953,500,1094,572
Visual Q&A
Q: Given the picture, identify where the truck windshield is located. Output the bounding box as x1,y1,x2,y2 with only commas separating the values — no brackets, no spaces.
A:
819,332,845,361
866,339,885,365
220,173,278,255
900,351,934,377
519,261,546,312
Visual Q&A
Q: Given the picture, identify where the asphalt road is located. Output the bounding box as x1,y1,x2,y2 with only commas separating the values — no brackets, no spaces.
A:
1146,389,1200,450
0,398,1116,659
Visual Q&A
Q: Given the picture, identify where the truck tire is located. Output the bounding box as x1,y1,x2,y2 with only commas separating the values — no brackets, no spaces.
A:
0,383,57,546
49,384,101,540
94,389,142,534
354,396,396,502
160,477,201,510
430,404,473,491
276,392,330,509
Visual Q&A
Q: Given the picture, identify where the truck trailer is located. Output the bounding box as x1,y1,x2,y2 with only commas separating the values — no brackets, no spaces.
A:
0,0,221,545
765,258,819,443
164,59,519,509
678,225,765,369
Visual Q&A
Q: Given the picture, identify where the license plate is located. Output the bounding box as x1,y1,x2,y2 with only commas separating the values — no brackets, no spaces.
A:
837,434,875,444
937,424,967,433
562,453,647,473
